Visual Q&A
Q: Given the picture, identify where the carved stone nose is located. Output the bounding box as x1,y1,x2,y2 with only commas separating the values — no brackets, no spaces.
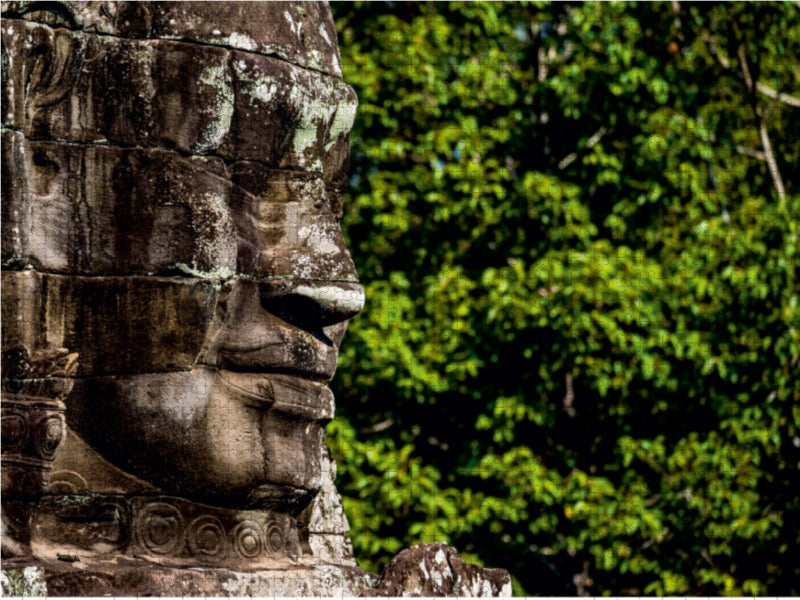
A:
231,166,361,285
260,281,365,330
292,283,365,322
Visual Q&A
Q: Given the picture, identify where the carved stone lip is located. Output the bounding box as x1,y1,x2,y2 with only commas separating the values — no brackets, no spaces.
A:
217,352,336,381
217,370,335,419
217,340,336,381
216,369,275,404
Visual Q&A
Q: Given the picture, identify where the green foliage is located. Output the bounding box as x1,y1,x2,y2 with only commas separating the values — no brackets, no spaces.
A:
329,2,800,595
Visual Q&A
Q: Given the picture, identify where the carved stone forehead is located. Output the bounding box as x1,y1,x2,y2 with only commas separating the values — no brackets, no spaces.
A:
2,0,356,174
1,0,358,281
1,1,343,76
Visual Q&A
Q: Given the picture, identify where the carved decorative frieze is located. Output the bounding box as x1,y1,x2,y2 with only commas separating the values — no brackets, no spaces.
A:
32,495,304,566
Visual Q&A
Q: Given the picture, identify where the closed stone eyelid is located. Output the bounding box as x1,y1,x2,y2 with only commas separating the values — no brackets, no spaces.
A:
11,2,80,29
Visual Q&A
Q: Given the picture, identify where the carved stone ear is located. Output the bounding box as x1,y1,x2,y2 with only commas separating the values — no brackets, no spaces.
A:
26,26,84,112
1,19,85,134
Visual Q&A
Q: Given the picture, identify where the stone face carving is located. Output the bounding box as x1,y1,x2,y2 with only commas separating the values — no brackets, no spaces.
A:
1,0,361,568
2,2,513,595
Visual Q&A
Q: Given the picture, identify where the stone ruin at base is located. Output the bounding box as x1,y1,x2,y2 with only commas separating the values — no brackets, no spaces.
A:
0,1,510,595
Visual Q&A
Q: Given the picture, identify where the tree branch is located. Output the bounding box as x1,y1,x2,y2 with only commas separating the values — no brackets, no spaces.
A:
671,0,685,42
737,43,786,201
703,36,800,109
362,418,395,433
755,81,800,109
558,126,607,171
735,145,766,160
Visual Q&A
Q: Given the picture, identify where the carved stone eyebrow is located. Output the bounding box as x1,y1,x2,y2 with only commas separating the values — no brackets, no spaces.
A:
1,18,356,176
1,1,344,77
8,1,80,28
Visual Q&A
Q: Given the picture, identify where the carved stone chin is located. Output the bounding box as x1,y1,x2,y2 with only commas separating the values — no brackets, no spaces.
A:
1,0,361,571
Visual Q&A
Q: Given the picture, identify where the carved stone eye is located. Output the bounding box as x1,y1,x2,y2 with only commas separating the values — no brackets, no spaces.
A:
18,3,78,28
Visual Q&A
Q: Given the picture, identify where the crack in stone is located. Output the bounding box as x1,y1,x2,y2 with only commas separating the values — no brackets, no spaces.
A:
444,548,463,597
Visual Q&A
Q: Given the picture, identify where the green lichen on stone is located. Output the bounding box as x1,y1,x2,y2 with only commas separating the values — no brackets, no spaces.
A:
0,567,47,597
226,31,258,52
194,65,234,154
233,59,282,109
170,262,235,282
325,94,357,152
1,255,32,270
288,84,336,170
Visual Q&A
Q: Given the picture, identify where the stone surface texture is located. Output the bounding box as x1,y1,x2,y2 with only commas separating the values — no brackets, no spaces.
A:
372,543,512,597
1,1,510,595
1,562,377,597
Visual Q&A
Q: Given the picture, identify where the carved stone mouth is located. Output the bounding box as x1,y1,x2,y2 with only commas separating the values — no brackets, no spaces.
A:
217,370,334,420
217,356,335,382
216,369,275,404
217,327,336,355
217,345,337,381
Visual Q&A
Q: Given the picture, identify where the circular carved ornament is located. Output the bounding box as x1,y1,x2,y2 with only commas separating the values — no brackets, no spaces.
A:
232,520,262,558
137,502,184,555
264,520,285,554
90,501,130,546
33,416,63,459
187,515,227,561
48,470,89,494
1,413,27,453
